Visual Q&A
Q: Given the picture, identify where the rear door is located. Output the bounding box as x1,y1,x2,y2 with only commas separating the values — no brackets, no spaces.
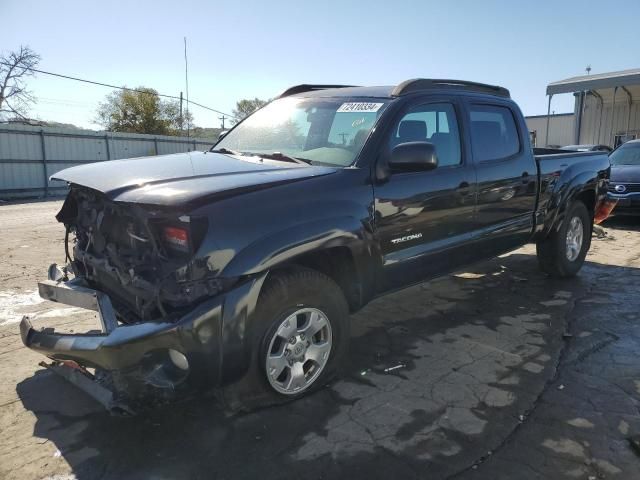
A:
465,101,538,256
374,99,478,292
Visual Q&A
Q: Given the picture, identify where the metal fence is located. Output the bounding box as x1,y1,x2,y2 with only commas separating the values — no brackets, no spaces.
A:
0,123,216,200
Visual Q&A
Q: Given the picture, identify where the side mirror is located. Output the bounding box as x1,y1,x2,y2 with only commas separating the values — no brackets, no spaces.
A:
389,142,438,171
218,130,229,141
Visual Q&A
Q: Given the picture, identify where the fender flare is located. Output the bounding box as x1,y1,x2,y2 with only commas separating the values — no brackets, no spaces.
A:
221,215,374,278
539,170,599,240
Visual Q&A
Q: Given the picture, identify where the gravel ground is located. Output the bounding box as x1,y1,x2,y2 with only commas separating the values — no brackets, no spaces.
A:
0,200,639,480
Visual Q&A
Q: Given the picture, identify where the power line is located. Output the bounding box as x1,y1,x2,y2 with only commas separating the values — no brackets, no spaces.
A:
0,60,236,119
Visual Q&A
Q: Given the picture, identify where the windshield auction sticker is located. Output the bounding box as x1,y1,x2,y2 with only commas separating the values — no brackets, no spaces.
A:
337,102,384,113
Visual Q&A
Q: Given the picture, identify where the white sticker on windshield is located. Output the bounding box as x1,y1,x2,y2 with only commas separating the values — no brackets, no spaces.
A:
337,102,384,113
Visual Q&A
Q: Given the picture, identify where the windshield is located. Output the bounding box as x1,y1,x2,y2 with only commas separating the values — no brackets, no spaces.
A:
610,143,640,166
215,97,389,166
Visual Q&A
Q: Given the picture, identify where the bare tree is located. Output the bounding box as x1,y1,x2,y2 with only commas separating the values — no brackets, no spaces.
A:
0,46,41,120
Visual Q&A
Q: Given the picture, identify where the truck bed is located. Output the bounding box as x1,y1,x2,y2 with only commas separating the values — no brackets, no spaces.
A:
534,150,610,237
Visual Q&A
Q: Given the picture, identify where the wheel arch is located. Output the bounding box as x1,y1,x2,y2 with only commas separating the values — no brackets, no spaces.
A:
536,173,598,241
217,218,377,385
221,216,378,311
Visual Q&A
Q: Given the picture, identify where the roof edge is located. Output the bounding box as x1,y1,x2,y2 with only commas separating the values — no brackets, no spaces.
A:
547,69,640,95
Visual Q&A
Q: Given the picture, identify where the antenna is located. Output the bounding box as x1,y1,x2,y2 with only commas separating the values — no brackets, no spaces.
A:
184,37,190,139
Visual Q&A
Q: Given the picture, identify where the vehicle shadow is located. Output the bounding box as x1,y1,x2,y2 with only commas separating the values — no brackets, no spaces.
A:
15,252,625,480
602,215,640,232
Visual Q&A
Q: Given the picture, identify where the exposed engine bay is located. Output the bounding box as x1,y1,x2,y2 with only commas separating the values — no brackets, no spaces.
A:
56,186,220,323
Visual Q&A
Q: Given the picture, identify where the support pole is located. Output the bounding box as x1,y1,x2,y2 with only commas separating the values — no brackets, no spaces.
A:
574,91,585,144
590,90,604,144
580,91,588,143
39,129,48,197
545,95,552,147
104,133,111,160
622,86,633,135
610,87,618,146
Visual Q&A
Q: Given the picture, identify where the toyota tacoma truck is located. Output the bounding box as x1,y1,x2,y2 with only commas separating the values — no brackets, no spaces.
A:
20,79,613,413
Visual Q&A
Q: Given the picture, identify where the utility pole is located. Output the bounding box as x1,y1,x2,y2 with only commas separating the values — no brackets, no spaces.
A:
218,115,227,130
184,37,190,139
338,132,349,145
179,91,184,135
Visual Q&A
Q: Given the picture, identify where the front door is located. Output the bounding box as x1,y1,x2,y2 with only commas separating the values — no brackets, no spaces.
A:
374,101,478,292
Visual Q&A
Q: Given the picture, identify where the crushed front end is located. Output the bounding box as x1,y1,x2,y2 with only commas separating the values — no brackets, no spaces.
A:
58,186,221,322
20,186,235,413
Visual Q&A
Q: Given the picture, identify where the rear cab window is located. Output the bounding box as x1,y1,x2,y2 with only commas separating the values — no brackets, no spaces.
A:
469,104,521,161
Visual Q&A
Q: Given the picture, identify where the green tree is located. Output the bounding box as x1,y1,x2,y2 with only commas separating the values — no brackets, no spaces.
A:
96,87,193,135
231,97,269,124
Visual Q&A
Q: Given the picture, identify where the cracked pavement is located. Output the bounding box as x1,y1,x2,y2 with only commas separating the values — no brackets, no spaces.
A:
1,201,639,479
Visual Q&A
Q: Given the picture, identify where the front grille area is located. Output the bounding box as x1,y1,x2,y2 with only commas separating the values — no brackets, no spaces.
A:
608,183,640,193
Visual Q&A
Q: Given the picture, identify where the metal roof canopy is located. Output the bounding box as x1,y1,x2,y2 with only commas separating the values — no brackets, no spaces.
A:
547,68,640,95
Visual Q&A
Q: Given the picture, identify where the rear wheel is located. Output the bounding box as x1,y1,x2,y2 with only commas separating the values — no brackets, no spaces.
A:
221,267,349,412
536,201,592,278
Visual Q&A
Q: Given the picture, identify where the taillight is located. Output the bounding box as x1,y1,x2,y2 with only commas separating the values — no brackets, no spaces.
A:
163,226,190,253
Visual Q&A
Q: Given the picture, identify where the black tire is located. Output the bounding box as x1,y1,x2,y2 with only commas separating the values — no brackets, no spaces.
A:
536,201,592,278
220,267,349,412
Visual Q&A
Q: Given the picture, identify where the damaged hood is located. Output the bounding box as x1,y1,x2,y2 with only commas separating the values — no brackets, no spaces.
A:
52,151,337,206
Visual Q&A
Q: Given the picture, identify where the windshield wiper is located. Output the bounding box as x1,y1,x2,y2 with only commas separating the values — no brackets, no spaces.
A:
253,152,312,165
210,147,243,156
211,149,312,165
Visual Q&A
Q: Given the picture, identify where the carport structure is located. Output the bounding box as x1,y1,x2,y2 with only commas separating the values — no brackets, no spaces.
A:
546,68,640,148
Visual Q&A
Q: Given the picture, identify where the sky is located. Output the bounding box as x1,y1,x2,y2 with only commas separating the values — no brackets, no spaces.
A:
2,0,640,130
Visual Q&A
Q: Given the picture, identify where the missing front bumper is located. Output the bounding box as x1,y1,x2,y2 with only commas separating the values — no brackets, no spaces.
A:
38,360,135,415
20,277,225,409
20,270,268,412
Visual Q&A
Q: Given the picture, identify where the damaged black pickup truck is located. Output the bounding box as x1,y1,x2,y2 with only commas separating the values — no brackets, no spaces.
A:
21,79,614,413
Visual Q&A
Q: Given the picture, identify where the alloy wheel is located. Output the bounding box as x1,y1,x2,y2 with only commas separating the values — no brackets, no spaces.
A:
265,308,332,395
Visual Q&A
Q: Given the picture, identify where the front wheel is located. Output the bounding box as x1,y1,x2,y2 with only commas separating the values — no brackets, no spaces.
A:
264,307,334,395
536,201,592,278
220,267,349,412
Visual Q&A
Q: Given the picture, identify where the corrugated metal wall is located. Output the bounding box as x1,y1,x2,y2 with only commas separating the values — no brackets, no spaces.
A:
525,114,575,147
578,85,640,146
0,124,215,199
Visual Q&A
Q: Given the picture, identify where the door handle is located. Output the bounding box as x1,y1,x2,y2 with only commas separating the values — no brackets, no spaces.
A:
457,181,471,193
521,172,529,184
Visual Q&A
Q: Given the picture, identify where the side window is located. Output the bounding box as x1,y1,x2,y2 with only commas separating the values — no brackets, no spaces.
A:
391,103,462,167
469,105,520,161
